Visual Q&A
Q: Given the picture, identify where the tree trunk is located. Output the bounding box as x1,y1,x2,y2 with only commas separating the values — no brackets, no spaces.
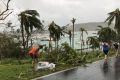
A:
69,37,72,47
26,34,29,49
55,40,57,49
49,36,52,52
81,42,82,53
57,40,59,51
30,31,33,47
72,23,74,49
21,23,25,52
31,39,33,47
81,32,83,53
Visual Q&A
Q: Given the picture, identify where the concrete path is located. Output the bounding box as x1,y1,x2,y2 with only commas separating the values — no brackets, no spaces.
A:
33,57,120,80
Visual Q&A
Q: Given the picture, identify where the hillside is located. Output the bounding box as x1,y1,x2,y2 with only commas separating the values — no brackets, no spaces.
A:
66,22,114,31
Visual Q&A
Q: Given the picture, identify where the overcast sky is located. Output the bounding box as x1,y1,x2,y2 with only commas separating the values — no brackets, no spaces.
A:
5,0,120,26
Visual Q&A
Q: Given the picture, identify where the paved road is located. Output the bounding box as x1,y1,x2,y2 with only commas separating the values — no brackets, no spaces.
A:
34,57,120,80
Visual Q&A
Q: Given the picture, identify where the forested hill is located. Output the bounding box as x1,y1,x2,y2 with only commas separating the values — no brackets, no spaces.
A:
66,22,114,31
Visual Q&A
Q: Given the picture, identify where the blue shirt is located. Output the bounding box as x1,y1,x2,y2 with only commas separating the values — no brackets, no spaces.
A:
103,44,109,51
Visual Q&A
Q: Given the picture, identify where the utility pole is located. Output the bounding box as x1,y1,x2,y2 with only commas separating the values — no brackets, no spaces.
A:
71,18,76,49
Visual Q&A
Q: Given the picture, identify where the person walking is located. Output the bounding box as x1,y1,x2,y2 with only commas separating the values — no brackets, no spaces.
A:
102,42,109,60
113,42,119,57
28,44,42,67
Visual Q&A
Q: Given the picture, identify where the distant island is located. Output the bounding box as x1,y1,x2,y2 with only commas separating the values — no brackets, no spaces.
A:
66,22,114,31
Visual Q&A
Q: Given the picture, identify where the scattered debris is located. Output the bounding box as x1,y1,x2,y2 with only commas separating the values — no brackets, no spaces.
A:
35,62,55,71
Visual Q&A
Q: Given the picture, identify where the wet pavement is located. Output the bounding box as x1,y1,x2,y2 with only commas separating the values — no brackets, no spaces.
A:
34,57,120,80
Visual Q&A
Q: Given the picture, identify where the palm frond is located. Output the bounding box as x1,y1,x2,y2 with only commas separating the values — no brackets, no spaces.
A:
24,10,39,16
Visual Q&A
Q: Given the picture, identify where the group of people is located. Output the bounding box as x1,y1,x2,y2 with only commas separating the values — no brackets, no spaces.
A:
28,42,120,67
101,42,119,60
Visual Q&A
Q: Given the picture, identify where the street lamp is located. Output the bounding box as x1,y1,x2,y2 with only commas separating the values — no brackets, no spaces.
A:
71,18,76,49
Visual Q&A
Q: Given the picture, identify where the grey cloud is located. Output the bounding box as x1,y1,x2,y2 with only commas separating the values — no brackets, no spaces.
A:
8,0,120,26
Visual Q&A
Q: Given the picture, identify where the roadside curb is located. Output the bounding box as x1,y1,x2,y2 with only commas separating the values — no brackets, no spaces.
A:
32,57,115,80
32,66,78,80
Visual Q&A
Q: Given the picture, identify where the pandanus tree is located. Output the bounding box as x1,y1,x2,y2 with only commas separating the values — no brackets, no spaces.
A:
18,10,43,50
79,27,88,53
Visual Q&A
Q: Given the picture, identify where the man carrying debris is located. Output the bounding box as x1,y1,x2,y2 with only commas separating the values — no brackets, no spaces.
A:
28,44,43,67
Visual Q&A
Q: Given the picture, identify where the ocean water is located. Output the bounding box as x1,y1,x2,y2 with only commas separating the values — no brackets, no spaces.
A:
33,31,97,49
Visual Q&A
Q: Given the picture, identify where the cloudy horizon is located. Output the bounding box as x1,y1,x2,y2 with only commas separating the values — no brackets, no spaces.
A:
2,0,120,26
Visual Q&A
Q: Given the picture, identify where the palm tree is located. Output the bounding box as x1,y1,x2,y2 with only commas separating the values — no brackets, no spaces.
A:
68,30,72,47
48,21,63,50
55,25,64,49
97,26,117,43
48,21,56,51
18,10,43,49
71,18,76,49
105,8,120,33
87,36,99,51
61,24,72,47
79,27,88,53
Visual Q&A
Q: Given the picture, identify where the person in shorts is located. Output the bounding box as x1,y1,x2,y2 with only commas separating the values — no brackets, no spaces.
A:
102,42,109,60
29,45,42,67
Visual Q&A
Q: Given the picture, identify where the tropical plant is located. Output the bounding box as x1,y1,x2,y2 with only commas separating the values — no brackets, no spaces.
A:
71,18,76,49
97,26,117,42
79,27,88,53
105,8,120,34
68,30,72,46
18,10,43,50
0,33,21,59
60,43,78,64
61,26,72,47
48,21,56,51
87,36,99,51
45,42,78,64
48,21,64,50
105,8,120,41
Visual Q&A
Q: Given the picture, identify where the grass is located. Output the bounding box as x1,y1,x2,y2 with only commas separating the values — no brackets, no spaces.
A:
0,50,117,80
0,63,74,80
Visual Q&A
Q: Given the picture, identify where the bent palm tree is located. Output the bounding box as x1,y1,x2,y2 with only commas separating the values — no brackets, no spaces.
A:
79,27,88,53
48,21,64,51
105,8,120,33
61,26,72,47
87,36,99,51
97,26,117,43
48,21,56,51
18,10,43,49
